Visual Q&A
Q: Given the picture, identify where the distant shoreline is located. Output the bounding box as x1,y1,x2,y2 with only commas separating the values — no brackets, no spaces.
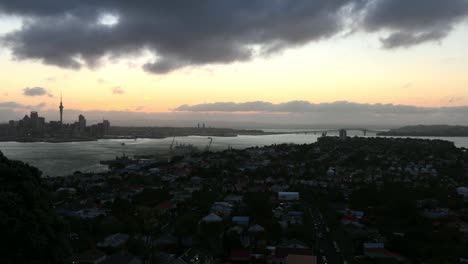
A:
4,126,468,143
0,131,276,143
0,138,99,143
0,126,275,143
378,125,468,137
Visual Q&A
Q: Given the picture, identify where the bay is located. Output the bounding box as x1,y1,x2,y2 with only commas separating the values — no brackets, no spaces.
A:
1,130,468,177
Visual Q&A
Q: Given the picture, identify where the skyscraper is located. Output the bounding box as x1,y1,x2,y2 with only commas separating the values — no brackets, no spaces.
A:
78,114,86,132
30,111,38,123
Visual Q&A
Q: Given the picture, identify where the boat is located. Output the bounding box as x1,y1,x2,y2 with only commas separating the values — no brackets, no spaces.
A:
99,155,134,169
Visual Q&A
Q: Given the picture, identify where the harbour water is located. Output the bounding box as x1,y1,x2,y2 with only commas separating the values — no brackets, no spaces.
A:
1,130,468,177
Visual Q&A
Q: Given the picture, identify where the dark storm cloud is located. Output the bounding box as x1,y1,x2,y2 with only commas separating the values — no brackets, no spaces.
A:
0,0,360,73
379,30,449,49
23,87,52,97
362,0,468,48
1,1,468,73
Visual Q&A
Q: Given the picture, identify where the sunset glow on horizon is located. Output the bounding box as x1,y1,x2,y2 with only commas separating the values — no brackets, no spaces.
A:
1,1,468,127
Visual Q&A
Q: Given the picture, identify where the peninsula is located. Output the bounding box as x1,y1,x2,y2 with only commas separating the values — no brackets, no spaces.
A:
378,125,468,137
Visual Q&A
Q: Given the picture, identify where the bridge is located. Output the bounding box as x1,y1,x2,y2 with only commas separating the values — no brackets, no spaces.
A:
291,128,387,136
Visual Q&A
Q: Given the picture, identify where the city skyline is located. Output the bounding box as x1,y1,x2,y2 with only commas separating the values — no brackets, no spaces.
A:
0,97,111,141
0,1,468,126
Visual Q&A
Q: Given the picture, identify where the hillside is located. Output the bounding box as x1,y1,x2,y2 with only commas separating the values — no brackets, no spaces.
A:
0,151,71,263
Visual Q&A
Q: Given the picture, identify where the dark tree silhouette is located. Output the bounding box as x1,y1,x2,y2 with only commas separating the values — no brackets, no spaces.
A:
0,151,71,263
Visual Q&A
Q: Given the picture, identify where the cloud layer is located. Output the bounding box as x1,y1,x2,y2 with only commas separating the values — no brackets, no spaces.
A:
3,100,468,128
22,87,51,97
362,0,468,48
174,100,468,115
0,101,46,110
0,1,467,73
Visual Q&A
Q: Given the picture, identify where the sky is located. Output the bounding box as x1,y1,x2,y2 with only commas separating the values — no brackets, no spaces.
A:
1,1,468,127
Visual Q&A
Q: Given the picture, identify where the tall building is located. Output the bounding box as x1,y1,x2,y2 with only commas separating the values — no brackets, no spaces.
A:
102,120,110,135
78,114,86,132
30,111,38,122
30,111,39,130
59,94,64,125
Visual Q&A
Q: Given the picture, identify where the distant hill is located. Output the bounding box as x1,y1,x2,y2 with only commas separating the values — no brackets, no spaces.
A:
378,125,468,137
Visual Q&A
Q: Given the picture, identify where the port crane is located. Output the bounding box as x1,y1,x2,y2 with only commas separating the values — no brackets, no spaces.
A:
121,142,126,157
168,136,176,154
205,137,213,152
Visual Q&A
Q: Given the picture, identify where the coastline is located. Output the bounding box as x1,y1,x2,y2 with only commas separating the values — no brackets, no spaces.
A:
0,132,276,143
5,132,468,143
378,133,468,137
2,132,468,177
0,138,99,143
378,125,468,137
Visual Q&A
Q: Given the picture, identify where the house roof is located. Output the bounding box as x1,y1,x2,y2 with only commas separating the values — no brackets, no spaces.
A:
232,216,250,223
341,215,359,222
158,201,175,209
278,192,299,196
228,226,243,234
201,213,222,222
232,216,249,220
278,239,309,249
100,253,141,264
212,201,233,208
97,233,129,248
364,248,403,260
224,194,243,202
175,248,212,264
275,248,314,258
230,249,251,261
286,254,317,264
287,211,304,216
248,224,265,232
76,250,106,262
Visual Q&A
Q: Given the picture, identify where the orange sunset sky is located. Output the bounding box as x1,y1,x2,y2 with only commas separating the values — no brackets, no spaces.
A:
0,1,468,123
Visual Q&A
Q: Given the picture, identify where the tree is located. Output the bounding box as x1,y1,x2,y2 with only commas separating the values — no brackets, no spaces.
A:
0,151,71,263
174,213,198,238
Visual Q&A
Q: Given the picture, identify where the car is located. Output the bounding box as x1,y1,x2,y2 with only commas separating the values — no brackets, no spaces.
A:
322,256,328,264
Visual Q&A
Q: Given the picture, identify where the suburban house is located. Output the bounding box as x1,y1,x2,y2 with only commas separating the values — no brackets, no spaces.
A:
278,192,300,201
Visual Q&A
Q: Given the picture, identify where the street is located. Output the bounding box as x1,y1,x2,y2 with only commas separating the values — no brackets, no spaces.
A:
308,208,344,264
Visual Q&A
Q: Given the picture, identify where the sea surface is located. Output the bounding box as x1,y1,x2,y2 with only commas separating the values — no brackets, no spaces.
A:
1,129,468,177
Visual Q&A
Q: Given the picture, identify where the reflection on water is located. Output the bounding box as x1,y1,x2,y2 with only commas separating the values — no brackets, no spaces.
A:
1,130,468,177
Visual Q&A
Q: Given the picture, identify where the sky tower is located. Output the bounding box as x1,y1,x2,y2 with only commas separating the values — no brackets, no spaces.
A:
59,93,64,124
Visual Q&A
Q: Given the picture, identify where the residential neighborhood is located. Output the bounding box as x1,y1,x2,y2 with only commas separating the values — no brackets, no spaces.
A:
40,137,468,263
